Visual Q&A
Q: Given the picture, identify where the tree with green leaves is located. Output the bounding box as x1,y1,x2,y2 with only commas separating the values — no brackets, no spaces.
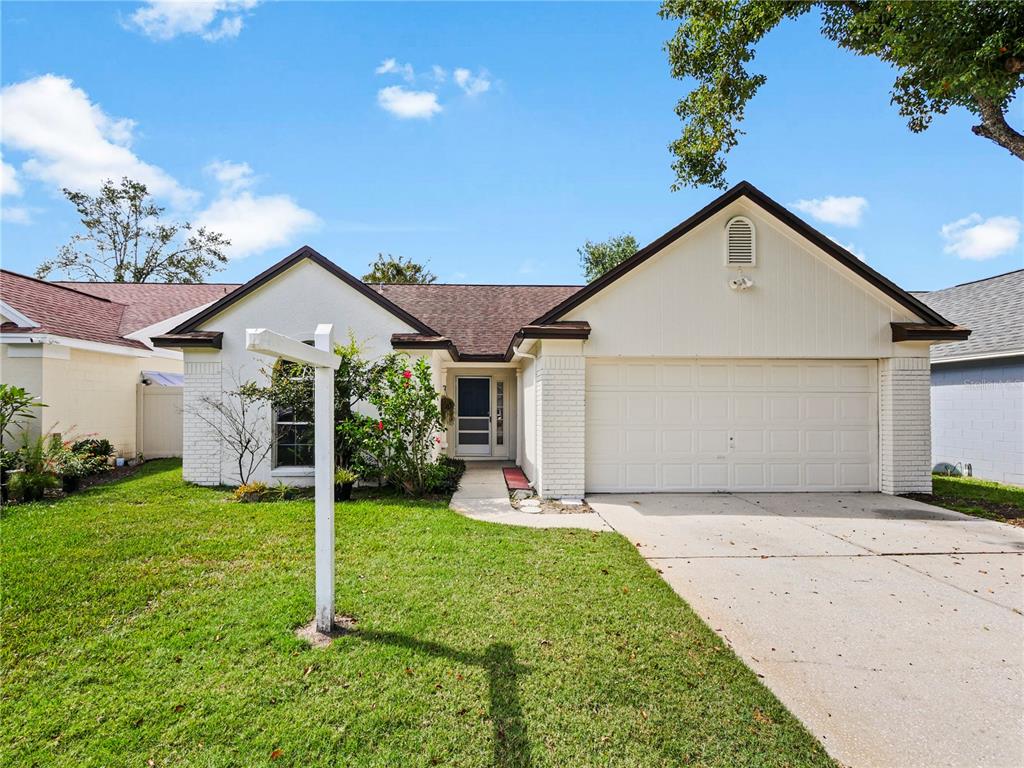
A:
660,0,1024,189
36,177,230,283
578,233,639,282
362,253,437,284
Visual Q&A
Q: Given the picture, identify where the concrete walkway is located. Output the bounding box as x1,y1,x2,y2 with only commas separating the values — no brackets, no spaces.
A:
590,492,1024,768
450,462,609,531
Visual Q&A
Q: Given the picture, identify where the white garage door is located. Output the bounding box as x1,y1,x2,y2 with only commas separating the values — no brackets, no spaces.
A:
586,359,878,492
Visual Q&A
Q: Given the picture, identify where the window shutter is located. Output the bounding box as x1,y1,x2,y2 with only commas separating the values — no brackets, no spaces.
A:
725,217,755,267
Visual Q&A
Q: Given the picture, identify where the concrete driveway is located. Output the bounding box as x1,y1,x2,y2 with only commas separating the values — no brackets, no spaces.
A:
589,493,1024,768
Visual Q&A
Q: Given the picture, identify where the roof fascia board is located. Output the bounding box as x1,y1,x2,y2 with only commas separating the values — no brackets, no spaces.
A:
931,350,1024,365
0,332,151,357
0,300,37,328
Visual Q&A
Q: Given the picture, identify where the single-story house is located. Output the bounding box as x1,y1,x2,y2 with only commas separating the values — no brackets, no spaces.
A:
913,269,1023,485
154,182,969,497
0,270,236,457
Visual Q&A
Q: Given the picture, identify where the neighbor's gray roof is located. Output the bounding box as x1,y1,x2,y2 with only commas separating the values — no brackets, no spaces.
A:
912,269,1023,361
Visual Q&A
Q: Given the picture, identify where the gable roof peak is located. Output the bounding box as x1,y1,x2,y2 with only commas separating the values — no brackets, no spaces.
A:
169,244,438,336
533,181,953,328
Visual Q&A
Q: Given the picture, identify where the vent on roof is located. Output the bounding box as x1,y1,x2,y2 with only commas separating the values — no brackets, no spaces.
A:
725,216,755,267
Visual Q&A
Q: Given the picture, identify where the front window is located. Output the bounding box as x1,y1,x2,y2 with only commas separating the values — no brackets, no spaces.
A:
273,354,314,467
274,405,313,467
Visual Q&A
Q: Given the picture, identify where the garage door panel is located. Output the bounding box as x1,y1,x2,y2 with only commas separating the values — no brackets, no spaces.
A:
662,430,693,453
585,359,878,493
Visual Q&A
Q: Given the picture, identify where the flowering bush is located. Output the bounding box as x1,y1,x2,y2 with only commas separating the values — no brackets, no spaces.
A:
362,355,444,495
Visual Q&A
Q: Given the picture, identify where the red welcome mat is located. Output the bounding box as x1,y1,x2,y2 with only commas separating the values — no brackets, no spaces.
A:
502,467,531,491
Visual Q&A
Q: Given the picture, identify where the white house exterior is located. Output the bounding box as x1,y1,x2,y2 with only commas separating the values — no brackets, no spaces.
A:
0,271,234,457
155,182,968,497
914,270,1023,485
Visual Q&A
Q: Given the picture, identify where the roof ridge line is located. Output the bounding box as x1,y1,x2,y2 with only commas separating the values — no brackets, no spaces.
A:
371,282,585,288
942,268,1024,290
55,280,244,286
0,269,120,305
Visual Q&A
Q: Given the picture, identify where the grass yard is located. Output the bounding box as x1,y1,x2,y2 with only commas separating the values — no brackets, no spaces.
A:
909,475,1024,527
1,460,833,768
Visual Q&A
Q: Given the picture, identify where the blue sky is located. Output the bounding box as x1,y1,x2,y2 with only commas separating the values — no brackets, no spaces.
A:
1,1,1021,291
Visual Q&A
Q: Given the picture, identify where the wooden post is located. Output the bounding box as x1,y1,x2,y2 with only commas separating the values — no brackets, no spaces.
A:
313,323,335,632
246,326,340,634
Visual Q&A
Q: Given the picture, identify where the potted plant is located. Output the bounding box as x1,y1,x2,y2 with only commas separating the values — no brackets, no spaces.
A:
334,467,359,501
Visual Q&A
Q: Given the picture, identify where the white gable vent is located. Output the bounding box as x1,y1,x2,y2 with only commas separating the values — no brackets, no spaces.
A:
725,216,756,267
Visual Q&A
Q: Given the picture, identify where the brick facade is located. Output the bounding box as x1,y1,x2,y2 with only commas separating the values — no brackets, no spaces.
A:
182,359,223,486
535,353,585,498
879,356,931,494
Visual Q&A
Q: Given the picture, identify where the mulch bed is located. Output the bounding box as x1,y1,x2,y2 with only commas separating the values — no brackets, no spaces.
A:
77,463,143,492
906,492,1024,528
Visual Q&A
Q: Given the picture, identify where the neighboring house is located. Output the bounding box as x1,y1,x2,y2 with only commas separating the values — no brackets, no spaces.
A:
0,270,237,457
913,270,1023,485
155,182,968,497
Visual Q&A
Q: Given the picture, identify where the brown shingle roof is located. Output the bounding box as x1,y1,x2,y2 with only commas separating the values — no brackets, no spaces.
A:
0,270,146,349
372,283,583,357
55,281,241,335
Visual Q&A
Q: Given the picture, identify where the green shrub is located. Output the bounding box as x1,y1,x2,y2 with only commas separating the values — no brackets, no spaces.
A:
362,355,444,496
7,468,59,502
423,456,466,496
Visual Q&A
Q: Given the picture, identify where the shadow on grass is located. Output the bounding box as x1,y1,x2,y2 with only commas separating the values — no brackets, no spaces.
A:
352,630,531,768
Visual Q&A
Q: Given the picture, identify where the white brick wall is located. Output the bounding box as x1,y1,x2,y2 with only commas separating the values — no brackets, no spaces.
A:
535,354,585,498
879,357,931,495
182,359,223,486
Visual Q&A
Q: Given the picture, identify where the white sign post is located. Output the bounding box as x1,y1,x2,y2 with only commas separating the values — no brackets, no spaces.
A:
246,324,341,633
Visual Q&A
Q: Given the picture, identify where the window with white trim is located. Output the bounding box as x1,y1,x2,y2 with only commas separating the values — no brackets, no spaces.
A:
273,347,314,468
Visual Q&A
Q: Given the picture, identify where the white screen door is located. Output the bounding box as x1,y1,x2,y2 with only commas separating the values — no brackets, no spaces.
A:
456,377,491,456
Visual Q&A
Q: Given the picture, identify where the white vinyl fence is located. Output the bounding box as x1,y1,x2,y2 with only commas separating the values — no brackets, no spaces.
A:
137,380,184,458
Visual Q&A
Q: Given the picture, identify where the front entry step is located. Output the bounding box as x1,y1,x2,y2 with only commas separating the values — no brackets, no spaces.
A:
502,466,531,492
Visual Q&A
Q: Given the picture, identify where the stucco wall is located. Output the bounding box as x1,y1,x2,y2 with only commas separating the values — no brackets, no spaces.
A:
931,357,1024,485
182,258,418,485
565,200,925,360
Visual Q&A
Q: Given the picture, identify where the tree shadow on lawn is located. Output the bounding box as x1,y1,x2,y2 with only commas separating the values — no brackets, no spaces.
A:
351,629,531,768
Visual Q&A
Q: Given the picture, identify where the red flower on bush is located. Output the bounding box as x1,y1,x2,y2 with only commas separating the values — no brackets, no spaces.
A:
376,420,384,431
402,370,412,379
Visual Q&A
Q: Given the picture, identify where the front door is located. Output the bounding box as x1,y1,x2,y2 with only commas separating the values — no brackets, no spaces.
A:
456,376,491,456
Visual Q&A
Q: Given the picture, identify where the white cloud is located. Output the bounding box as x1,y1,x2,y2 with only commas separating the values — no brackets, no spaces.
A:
204,159,254,194
1,205,33,224
453,67,491,97
940,214,1021,261
431,65,447,83
0,74,196,207
375,58,415,82
1,155,22,197
377,86,442,120
198,162,319,258
128,1,259,41
792,195,868,227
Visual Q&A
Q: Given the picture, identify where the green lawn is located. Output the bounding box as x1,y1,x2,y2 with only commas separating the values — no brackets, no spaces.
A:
1,460,833,768
909,475,1024,526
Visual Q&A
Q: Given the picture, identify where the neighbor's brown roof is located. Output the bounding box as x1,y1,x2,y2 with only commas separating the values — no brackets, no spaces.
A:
373,283,582,357
56,281,240,335
0,270,147,349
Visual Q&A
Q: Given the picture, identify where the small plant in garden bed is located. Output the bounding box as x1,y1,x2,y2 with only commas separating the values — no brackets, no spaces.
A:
334,467,359,501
